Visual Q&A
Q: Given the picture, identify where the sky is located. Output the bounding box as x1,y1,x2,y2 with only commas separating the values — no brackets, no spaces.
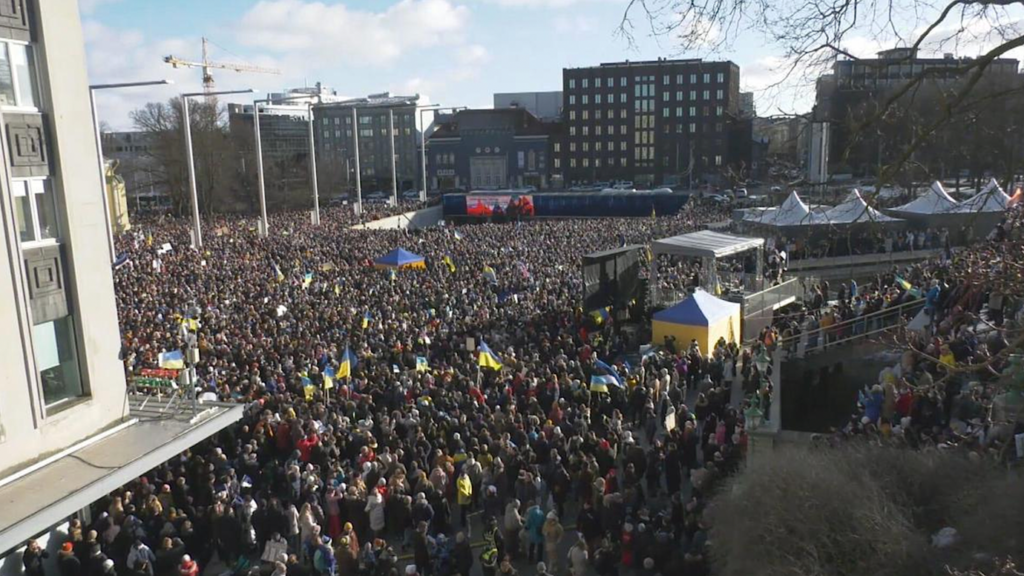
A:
81,0,1024,130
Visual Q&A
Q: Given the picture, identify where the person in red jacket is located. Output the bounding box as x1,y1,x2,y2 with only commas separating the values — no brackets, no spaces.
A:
296,431,319,463
178,555,198,576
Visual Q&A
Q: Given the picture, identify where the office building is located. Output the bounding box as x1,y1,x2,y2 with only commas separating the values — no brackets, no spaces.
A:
738,91,755,118
814,47,1020,175
427,107,560,190
312,93,420,196
562,58,744,187
493,91,562,121
0,0,243,563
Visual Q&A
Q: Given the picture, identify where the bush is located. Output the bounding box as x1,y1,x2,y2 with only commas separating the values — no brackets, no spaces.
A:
705,445,1021,576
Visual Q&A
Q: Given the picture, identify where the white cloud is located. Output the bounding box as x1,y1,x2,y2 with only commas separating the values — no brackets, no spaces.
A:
553,15,597,34
235,0,469,66
78,0,121,16
489,0,605,7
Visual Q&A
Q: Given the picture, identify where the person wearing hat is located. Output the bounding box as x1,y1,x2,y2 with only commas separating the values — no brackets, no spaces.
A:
23,539,49,576
456,470,473,529
541,512,564,574
58,542,81,576
177,556,197,576
524,500,546,563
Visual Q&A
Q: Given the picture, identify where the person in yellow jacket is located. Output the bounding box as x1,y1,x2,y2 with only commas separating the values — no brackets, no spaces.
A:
457,470,473,529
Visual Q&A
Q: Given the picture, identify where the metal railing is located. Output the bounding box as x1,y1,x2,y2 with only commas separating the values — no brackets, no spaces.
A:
776,297,926,358
743,277,804,314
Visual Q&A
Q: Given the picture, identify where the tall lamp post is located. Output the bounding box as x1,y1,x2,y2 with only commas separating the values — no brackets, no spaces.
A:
253,93,325,232
181,89,256,249
416,104,444,202
89,80,173,264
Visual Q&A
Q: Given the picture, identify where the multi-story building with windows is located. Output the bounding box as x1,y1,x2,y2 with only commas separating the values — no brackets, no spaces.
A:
426,107,560,190
814,47,1020,175
1,0,243,564
312,93,420,197
101,131,171,214
562,58,742,187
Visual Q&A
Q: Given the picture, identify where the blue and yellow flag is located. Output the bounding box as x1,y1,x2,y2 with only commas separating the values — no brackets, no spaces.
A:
443,255,456,273
323,366,335,390
302,272,314,289
158,350,185,369
590,374,617,393
338,347,357,379
416,356,429,373
272,262,285,282
388,268,397,282
482,265,497,284
453,230,464,241
362,311,371,329
895,276,912,291
477,341,503,370
589,307,611,325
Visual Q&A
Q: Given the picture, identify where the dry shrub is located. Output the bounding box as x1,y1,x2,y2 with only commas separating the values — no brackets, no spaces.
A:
705,445,1021,576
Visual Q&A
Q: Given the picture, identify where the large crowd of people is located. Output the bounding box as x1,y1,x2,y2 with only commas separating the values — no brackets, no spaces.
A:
35,200,759,576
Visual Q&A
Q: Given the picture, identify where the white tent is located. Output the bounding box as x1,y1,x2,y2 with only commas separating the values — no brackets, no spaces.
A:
891,181,956,214
948,178,1010,213
743,190,822,226
823,189,902,224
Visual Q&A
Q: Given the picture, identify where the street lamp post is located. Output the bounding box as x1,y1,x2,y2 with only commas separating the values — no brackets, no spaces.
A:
253,102,269,237
417,104,442,202
388,109,397,206
181,88,256,249
352,107,362,216
308,97,322,225
89,80,173,264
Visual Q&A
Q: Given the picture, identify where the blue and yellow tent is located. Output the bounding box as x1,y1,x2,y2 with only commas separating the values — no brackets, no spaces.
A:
652,290,741,352
374,248,426,270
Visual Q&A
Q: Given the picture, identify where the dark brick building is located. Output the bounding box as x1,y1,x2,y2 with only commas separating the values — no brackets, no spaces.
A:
561,58,744,187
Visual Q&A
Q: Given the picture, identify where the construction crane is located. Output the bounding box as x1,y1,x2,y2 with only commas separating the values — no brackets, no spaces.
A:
164,37,280,93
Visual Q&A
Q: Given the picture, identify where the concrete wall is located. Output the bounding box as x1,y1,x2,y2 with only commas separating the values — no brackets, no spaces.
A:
0,0,128,477
350,205,443,231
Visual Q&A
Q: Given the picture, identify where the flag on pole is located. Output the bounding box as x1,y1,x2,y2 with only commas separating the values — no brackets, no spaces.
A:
272,263,285,282
895,276,912,291
323,366,335,390
362,311,372,329
443,255,456,273
477,341,503,370
416,356,429,373
158,350,185,369
453,230,464,241
338,347,357,379
302,272,314,289
589,307,611,325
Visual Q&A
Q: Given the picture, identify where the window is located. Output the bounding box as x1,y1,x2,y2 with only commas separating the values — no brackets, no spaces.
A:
12,179,58,243
676,91,683,100
554,158,561,169
690,90,696,100
689,106,697,116
717,72,725,83
595,94,602,104
322,118,329,125
569,126,576,136
676,124,683,133
570,158,577,168
608,93,615,104
0,42,39,108
582,94,589,105
346,116,352,125
690,73,697,83
676,74,684,83
34,315,83,407
595,78,602,88
716,89,724,100
608,125,615,135
703,90,710,100
554,142,561,152
663,75,670,84
582,78,589,88
596,110,602,120
334,129,340,138
620,77,627,86
582,126,589,136
715,154,723,166
608,141,615,151
595,142,603,151
595,158,601,168
582,110,589,120
582,142,589,151
569,110,576,120
689,123,696,133
703,73,710,83
570,142,577,152
569,95,576,105
595,126,602,136
662,91,669,101
716,105,723,116
662,108,669,118
634,85,641,98
716,122,723,132
569,78,576,89
676,107,683,117
582,158,589,167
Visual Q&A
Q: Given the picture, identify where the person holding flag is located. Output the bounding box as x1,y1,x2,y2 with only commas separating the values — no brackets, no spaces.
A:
338,347,357,379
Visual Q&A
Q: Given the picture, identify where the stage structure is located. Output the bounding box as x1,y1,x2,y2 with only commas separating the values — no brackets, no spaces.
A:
649,230,765,306
582,245,645,312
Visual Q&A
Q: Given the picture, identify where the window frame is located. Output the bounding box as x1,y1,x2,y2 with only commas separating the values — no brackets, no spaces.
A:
0,39,41,112
11,177,59,247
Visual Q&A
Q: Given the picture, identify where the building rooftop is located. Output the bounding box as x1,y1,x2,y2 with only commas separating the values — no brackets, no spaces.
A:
565,57,731,70
316,92,421,110
429,107,555,138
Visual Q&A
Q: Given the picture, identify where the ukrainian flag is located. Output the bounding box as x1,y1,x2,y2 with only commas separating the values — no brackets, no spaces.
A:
272,262,285,282
895,276,912,291
589,307,611,325
302,272,314,289
338,347,357,379
454,230,464,241
443,255,456,273
483,265,497,284
323,366,335,390
416,356,429,373
594,358,623,387
158,349,185,369
590,374,617,393
362,311,372,329
477,342,503,370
